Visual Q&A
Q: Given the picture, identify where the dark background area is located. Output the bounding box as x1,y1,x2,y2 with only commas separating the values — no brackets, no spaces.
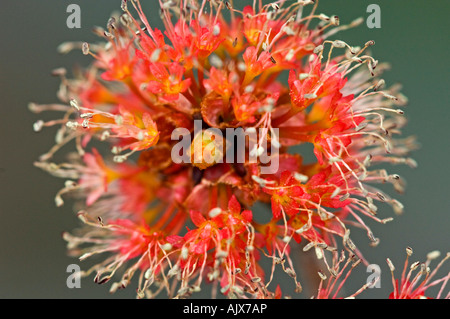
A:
0,0,448,299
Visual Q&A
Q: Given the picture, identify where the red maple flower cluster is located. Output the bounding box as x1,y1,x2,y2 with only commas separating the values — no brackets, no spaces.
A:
32,0,423,298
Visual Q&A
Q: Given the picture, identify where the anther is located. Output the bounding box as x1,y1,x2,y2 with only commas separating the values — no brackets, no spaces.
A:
330,15,339,26
161,243,172,251
315,246,323,259
386,258,395,272
213,24,220,36
376,192,387,202
374,79,385,91
113,155,128,163
427,250,441,260
382,93,398,101
299,73,310,80
121,0,128,11
350,17,364,27
303,242,315,252
220,284,230,294
177,286,190,296
271,138,281,149
64,180,77,188
57,42,76,55
55,195,64,207
363,154,372,167
209,54,223,68
410,261,420,271
82,42,90,55
271,3,280,10
120,13,132,26
313,45,323,54
216,251,228,260
328,156,342,164
114,115,123,125
100,131,110,141
28,102,40,113
80,113,93,119
381,217,394,224
329,268,338,278
368,202,378,214
66,121,79,130
181,247,189,260
167,264,180,278
51,68,67,77
346,238,356,251
104,31,114,39
136,131,145,141
318,14,329,21
111,146,122,154
391,199,404,215
405,158,418,169
283,26,296,36
75,212,88,224
317,270,327,281
144,268,153,281
352,258,362,268
285,268,296,278
81,119,90,128
208,207,222,218
33,120,44,132
295,224,309,234
304,93,317,99
294,172,308,183
406,247,413,257
107,17,116,30
282,236,291,243
69,99,80,111
384,141,392,153
244,263,250,275
251,175,269,187
332,40,346,48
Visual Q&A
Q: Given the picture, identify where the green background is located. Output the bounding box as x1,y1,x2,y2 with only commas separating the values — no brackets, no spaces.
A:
0,0,448,298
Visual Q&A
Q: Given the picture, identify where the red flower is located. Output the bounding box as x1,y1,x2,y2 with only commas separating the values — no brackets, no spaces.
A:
33,0,416,299
146,62,191,101
263,171,309,219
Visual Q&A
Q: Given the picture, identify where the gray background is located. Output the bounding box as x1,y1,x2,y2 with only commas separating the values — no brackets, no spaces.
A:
0,0,448,298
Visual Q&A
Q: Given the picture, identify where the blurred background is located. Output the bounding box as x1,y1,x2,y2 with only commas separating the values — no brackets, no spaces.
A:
0,0,448,298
